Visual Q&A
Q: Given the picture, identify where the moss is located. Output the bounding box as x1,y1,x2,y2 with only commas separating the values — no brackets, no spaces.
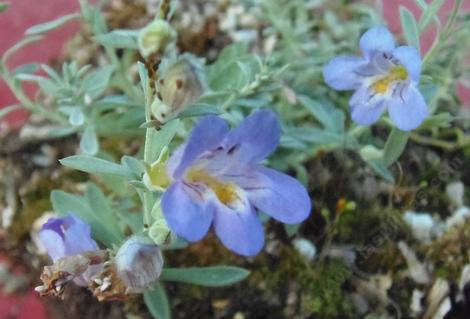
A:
426,220,470,281
301,260,358,319
252,245,357,319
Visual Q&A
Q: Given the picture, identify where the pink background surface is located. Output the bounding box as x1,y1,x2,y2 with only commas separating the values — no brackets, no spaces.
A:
0,0,80,128
0,1,469,318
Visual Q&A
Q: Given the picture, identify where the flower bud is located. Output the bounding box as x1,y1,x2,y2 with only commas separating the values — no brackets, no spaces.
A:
115,236,163,293
151,55,206,122
138,19,177,58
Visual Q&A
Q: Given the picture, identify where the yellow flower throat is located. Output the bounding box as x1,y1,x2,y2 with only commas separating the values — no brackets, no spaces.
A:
371,66,408,94
186,169,239,205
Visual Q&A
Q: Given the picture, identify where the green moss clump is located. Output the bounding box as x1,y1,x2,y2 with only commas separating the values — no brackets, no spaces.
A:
252,245,357,319
301,259,358,319
426,220,470,281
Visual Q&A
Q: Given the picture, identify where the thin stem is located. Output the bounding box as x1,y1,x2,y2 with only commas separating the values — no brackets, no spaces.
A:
423,0,462,66
0,65,66,124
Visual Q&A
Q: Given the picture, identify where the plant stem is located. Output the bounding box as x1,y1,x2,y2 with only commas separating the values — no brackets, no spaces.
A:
423,0,462,66
0,66,66,124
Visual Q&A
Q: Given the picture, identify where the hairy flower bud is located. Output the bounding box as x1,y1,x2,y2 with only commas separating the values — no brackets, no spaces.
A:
138,19,176,58
151,55,206,123
115,236,164,293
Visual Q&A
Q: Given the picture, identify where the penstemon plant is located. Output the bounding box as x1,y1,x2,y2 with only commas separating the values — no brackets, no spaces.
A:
1,0,470,318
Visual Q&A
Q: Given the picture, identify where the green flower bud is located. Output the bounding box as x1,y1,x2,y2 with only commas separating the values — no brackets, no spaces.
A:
138,19,177,58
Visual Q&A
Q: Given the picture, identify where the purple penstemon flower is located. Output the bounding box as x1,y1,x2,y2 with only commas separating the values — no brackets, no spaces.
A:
323,26,427,131
161,109,312,256
39,214,100,285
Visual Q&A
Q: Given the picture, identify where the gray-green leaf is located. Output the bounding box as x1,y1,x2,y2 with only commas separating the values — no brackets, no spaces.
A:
382,127,410,167
25,13,80,35
60,155,133,179
400,6,421,52
161,266,250,286
94,29,139,49
144,283,171,319
81,65,114,99
80,125,99,155
50,190,123,246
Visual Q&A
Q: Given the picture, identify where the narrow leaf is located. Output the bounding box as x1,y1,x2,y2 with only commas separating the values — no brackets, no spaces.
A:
161,266,250,287
50,190,122,246
94,29,139,49
2,36,43,64
25,13,80,35
13,63,39,75
368,160,395,183
80,125,99,155
418,0,445,32
382,127,410,167
149,119,180,162
138,62,149,100
400,6,421,52
60,155,133,179
144,283,171,319
298,95,344,132
81,65,114,99
85,183,123,238
0,105,22,119
177,104,221,119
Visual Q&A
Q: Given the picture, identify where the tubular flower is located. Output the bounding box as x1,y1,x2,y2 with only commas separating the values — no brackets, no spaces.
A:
37,215,105,297
161,109,312,256
323,26,427,131
39,215,99,263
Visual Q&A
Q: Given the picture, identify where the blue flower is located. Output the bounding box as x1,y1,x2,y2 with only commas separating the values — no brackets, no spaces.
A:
39,214,99,262
323,26,427,131
161,109,312,256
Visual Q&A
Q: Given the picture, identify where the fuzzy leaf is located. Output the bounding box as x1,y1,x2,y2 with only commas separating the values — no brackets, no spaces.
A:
144,283,171,319
382,128,410,167
298,95,344,133
25,13,80,35
80,125,99,155
161,266,250,286
148,119,180,163
50,190,122,246
81,65,114,99
60,155,133,179
94,29,139,49
0,105,22,119
400,6,421,52
418,0,444,32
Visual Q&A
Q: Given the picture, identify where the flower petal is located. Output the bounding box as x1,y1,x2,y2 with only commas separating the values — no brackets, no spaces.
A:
323,55,364,90
161,182,214,241
388,85,428,131
64,221,99,256
360,26,395,57
173,116,229,178
213,202,264,256
246,167,311,224
223,109,281,164
39,229,65,261
349,86,387,125
393,45,422,83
